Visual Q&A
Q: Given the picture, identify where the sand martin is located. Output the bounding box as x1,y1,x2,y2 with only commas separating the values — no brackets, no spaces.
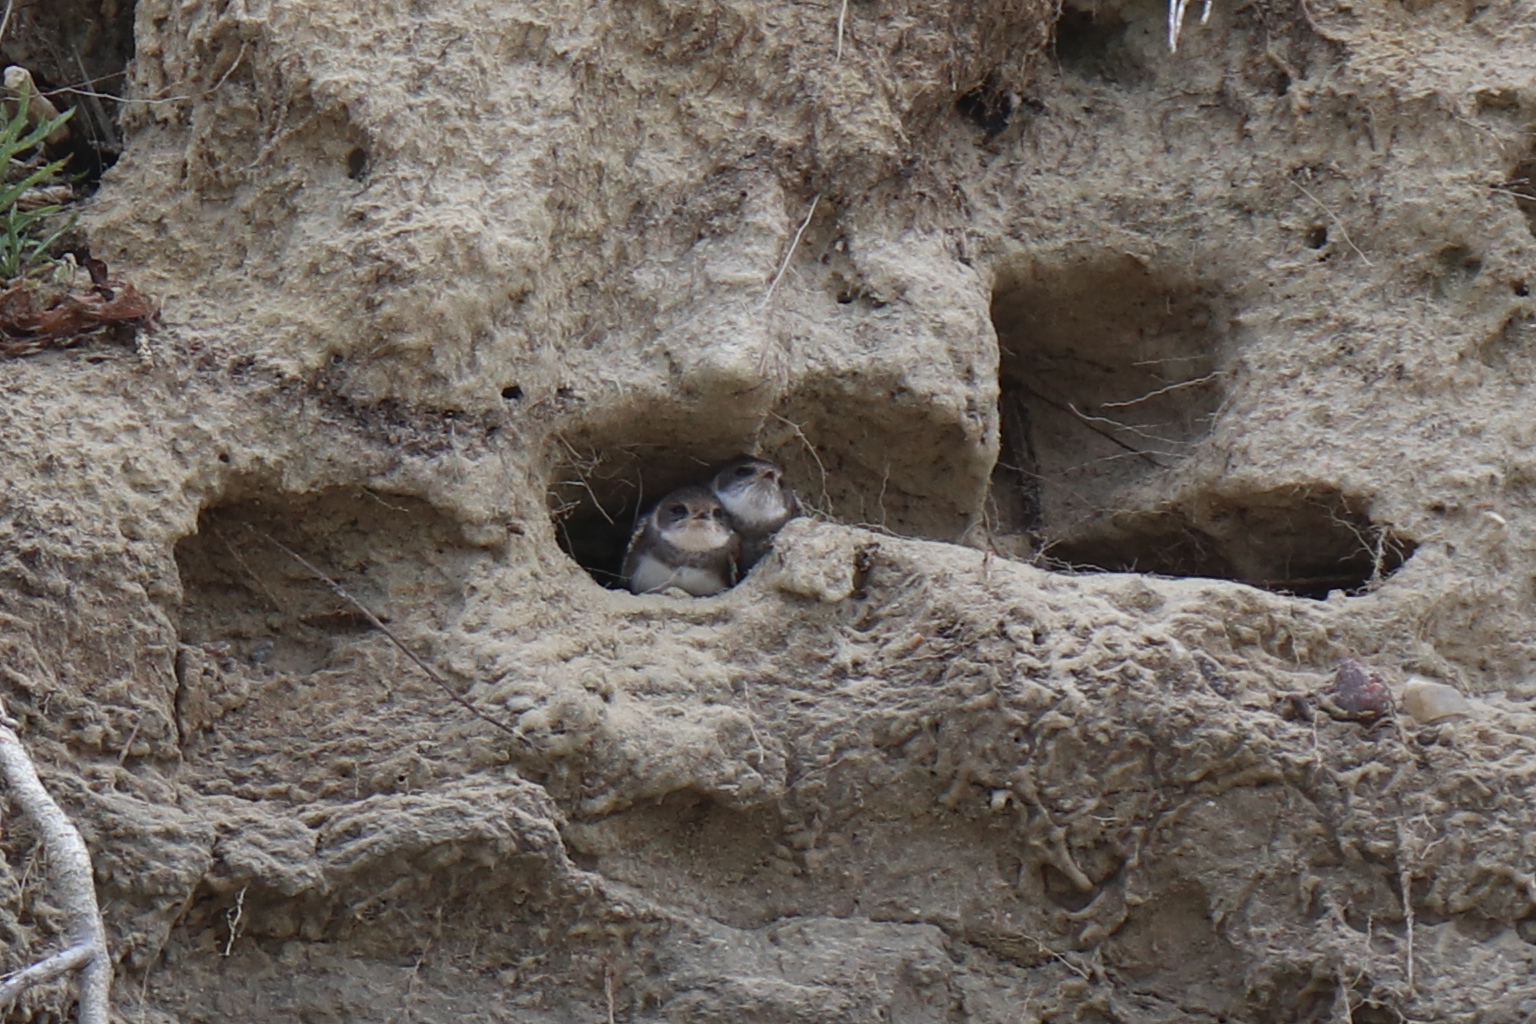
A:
623,486,741,596
709,455,799,571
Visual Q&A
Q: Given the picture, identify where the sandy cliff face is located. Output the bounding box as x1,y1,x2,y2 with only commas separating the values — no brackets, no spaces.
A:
3,0,1536,1020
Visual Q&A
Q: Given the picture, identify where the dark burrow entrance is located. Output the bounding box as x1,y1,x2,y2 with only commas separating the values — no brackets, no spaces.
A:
988,254,1416,596
989,254,1228,550
1045,486,1417,598
175,486,493,676
2,0,136,186
548,441,769,590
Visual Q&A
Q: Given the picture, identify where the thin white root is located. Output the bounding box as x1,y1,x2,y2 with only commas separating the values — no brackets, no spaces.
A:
0,698,112,1024
761,193,821,308
1167,0,1213,51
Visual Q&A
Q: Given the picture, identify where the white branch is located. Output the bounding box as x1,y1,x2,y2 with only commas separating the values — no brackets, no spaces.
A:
0,699,112,1023
0,944,95,1004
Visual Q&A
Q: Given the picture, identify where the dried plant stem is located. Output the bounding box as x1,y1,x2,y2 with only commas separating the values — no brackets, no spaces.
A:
835,0,850,59
0,699,112,1023
1397,822,1416,994
1291,179,1374,266
244,526,524,743
1097,372,1223,409
768,411,831,514
761,193,821,308
1022,385,1165,467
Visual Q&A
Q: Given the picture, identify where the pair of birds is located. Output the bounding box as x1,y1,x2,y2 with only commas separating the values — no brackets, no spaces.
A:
623,455,799,596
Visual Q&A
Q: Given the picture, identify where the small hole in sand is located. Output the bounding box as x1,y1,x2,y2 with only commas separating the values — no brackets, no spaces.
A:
501,384,524,401
1304,225,1329,249
345,146,370,180
955,76,1016,139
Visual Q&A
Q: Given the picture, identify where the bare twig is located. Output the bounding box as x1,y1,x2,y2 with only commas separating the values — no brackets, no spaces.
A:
875,462,890,528
761,193,821,308
1097,372,1223,409
556,436,616,525
1022,385,1165,467
244,526,525,743
221,886,246,957
1489,185,1536,203
115,715,141,765
739,679,767,767
0,698,112,1024
1066,403,1186,449
1025,934,1091,981
1397,822,1416,995
768,412,832,514
835,0,851,59
69,46,114,151
58,42,248,107
0,1,15,49
383,934,433,1024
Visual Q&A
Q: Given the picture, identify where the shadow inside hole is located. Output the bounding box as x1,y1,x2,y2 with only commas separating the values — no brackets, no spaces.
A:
1053,2,1139,83
3,0,138,187
986,253,1228,556
175,486,490,674
1044,486,1417,598
548,445,752,590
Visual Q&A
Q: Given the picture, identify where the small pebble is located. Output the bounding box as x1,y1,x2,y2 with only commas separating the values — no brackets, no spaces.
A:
1402,677,1471,725
1327,658,1393,720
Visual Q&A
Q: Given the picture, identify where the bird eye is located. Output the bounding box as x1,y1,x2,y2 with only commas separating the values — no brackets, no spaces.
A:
734,466,756,478
669,505,688,517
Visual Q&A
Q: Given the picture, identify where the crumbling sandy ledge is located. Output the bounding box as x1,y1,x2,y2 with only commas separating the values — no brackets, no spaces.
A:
2,0,1536,1020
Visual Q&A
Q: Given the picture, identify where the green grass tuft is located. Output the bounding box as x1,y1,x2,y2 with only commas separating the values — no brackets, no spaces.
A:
0,78,75,281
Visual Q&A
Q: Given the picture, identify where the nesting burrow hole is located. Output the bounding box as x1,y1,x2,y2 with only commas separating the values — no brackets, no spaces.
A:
175,486,495,675
2,0,136,186
1053,1,1146,86
988,254,1416,596
549,441,743,591
549,393,983,590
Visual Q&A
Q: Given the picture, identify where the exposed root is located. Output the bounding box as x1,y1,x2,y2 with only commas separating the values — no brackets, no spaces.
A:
0,697,112,1023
